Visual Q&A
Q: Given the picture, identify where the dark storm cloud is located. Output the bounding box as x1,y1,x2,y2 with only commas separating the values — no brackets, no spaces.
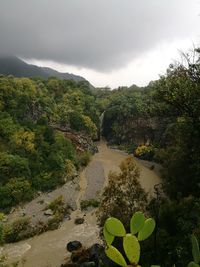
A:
0,0,199,71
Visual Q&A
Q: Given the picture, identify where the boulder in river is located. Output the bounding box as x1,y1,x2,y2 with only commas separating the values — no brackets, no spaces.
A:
74,218,84,224
67,241,82,252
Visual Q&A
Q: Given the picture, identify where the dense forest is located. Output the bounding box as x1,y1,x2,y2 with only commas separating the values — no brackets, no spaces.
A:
0,77,100,210
0,49,200,267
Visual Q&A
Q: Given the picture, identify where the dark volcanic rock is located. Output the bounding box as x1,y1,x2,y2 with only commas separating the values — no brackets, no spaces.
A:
74,218,84,224
66,241,82,252
64,242,117,267
88,244,103,266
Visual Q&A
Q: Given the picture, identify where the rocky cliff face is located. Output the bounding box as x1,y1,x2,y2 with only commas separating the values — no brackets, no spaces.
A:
65,132,98,155
103,115,171,146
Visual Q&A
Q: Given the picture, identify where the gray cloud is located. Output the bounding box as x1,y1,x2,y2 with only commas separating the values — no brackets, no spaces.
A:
0,0,199,71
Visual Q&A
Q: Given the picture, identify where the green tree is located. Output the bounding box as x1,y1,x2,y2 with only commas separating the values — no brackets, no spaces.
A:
98,157,147,229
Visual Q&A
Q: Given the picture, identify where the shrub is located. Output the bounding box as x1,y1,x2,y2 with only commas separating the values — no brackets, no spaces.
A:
81,115,97,138
77,151,91,167
80,199,100,210
134,145,154,161
46,196,66,214
0,152,30,182
0,178,34,209
45,196,70,230
32,171,63,191
65,159,77,181
3,217,31,243
47,213,64,230
126,143,137,154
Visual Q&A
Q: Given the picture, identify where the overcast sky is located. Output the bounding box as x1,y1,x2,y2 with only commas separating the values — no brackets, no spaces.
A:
0,0,200,88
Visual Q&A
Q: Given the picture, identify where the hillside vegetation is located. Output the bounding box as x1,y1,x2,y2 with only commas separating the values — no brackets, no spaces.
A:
0,77,99,210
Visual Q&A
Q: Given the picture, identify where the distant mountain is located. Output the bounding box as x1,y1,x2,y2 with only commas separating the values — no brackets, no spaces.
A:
0,56,86,82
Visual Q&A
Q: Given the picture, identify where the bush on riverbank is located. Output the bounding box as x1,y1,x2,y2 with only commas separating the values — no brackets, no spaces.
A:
0,196,72,244
77,151,91,167
80,199,100,210
134,145,155,161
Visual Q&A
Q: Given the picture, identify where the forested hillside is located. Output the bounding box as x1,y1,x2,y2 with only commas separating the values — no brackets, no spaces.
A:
0,76,99,210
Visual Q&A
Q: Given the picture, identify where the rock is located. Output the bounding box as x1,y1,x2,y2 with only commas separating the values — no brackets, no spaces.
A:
71,249,90,263
20,209,26,217
70,202,77,211
44,209,54,216
66,241,82,252
74,218,84,225
64,214,71,220
88,244,103,267
89,244,103,258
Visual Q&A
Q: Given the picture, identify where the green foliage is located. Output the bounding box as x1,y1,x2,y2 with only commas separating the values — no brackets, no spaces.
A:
134,145,155,161
98,157,147,229
47,212,64,230
105,217,126,237
77,151,91,167
80,199,99,210
3,217,31,243
105,246,127,267
130,211,145,235
0,178,33,208
137,218,156,241
103,225,115,246
45,195,67,214
103,211,157,267
0,152,30,182
188,235,200,267
0,75,98,209
102,87,157,146
147,196,200,266
123,234,140,264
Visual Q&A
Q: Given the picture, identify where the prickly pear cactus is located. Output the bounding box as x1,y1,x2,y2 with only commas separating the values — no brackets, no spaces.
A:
138,218,156,241
105,217,126,237
123,234,140,264
188,235,200,267
130,211,145,235
103,225,115,246
103,211,158,267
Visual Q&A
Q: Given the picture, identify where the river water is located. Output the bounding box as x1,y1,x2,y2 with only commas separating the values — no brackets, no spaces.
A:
1,141,161,267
